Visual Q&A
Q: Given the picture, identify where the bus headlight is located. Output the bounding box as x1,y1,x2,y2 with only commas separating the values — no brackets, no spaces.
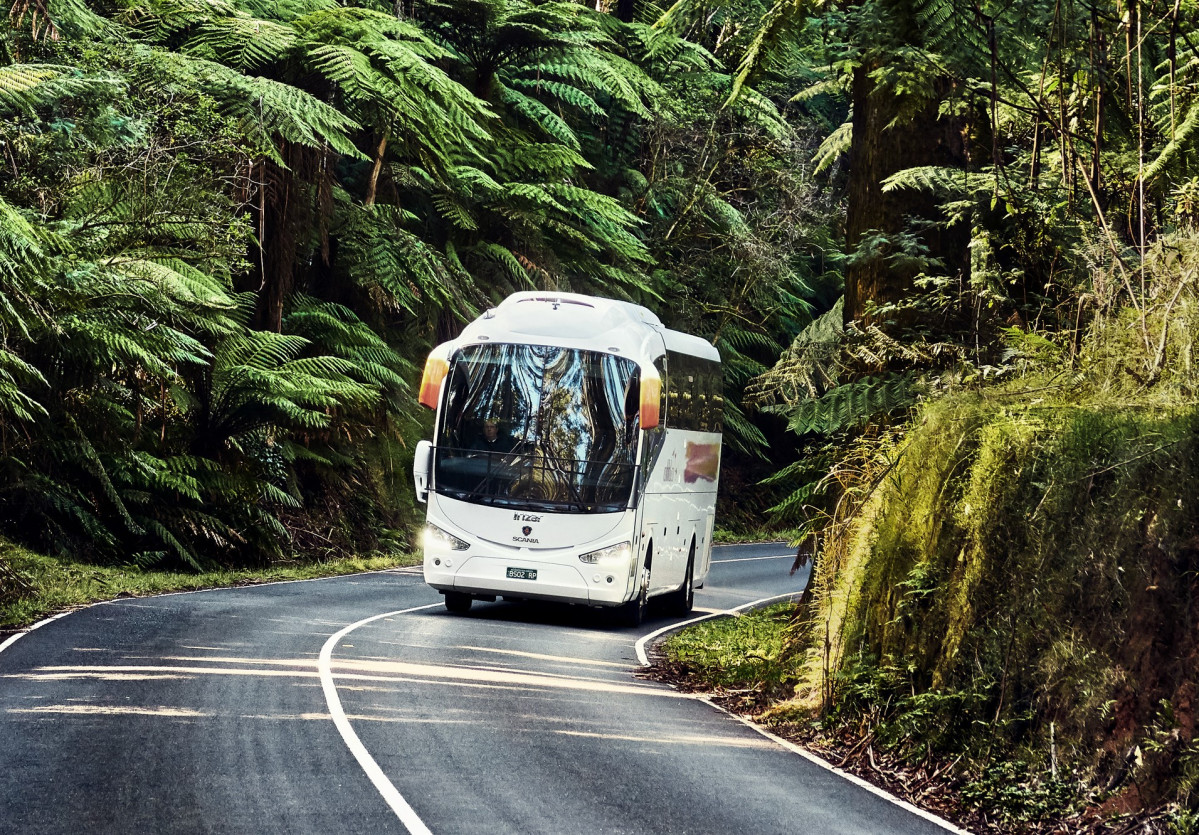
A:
424,524,469,552
579,541,631,564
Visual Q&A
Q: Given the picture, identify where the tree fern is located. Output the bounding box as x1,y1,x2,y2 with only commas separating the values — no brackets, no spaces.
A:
509,78,605,119
127,46,363,162
728,0,813,103
283,295,412,398
0,63,109,115
334,200,470,313
813,118,851,174
880,165,995,198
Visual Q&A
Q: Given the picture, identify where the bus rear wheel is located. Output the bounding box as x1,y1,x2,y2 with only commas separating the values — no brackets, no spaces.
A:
444,591,472,614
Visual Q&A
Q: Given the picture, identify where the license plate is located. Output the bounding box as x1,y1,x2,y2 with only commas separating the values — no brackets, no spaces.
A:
506,567,537,581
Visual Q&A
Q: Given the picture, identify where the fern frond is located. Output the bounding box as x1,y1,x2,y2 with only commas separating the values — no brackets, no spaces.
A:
509,77,605,118
813,119,852,174
129,46,364,162
499,85,581,149
880,165,994,197
729,0,813,103
474,243,532,286
747,298,845,406
185,16,298,70
1144,101,1199,185
785,373,917,436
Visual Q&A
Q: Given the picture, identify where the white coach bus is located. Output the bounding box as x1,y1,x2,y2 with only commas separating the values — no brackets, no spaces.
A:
412,292,722,625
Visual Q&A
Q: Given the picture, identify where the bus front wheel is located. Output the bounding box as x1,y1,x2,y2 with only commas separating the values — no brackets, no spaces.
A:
667,542,695,616
620,564,649,627
444,591,472,614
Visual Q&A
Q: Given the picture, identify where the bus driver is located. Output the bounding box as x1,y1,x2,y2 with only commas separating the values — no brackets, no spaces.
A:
470,419,515,455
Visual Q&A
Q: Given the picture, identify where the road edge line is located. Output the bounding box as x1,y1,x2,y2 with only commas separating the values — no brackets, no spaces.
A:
0,610,77,656
0,566,421,658
318,603,442,835
701,698,972,834
635,593,970,835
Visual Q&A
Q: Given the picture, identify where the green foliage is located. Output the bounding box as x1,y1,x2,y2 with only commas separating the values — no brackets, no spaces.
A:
782,388,1199,821
960,761,1077,827
0,534,419,630
0,0,818,573
784,373,917,435
661,602,798,694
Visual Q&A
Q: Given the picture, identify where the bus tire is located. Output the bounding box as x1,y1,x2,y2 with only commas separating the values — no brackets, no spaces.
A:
667,542,695,616
620,564,649,627
444,591,472,614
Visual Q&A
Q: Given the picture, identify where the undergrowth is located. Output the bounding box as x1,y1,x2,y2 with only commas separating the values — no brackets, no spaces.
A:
0,537,420,632
660,602,797,699
664,233,1199,831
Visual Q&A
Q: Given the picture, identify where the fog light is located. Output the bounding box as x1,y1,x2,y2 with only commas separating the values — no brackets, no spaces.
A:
434,558,441,566
606,576,614,584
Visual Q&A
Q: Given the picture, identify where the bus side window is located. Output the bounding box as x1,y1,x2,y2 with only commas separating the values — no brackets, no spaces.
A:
654,355,668,428
712,364,723,431
662,351,723,432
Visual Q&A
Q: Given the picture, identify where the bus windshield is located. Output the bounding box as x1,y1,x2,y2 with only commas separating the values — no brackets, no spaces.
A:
434,344,641,513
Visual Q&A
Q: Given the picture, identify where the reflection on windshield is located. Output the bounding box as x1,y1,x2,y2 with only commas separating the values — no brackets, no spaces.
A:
434,344,641,513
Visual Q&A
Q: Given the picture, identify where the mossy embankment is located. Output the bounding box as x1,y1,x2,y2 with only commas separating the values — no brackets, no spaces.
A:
662,390,1199,832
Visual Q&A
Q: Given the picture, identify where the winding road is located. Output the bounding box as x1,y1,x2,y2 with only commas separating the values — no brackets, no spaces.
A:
0,543,962,834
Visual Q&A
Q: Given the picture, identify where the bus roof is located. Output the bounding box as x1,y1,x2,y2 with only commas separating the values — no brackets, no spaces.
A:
449,292,720,364
495,291,663,328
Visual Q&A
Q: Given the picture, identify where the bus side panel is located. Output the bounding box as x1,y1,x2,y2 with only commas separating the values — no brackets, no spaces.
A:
639,427,720,596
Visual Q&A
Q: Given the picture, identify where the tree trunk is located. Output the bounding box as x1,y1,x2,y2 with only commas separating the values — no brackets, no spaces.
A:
241,143,326,333
843,66,970,330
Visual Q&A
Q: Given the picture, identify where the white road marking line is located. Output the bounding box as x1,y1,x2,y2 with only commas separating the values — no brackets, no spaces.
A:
453,646,631,668
318,603,441,835
710,554,796,563
634,593,968,835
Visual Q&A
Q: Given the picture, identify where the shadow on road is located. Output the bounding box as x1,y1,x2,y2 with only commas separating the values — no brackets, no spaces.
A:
420,596,685,631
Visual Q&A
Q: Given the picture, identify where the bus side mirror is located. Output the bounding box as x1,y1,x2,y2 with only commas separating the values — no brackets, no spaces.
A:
639,376,661,430
418,356,449,410
413,439,433,502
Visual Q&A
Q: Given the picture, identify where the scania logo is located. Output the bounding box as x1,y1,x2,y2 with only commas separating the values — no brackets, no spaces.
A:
522,525,533,536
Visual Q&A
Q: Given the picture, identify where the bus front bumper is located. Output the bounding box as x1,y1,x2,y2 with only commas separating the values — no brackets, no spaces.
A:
425,555,633,607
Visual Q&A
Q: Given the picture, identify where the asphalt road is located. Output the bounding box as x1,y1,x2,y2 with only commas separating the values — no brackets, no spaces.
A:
0,543,960,834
